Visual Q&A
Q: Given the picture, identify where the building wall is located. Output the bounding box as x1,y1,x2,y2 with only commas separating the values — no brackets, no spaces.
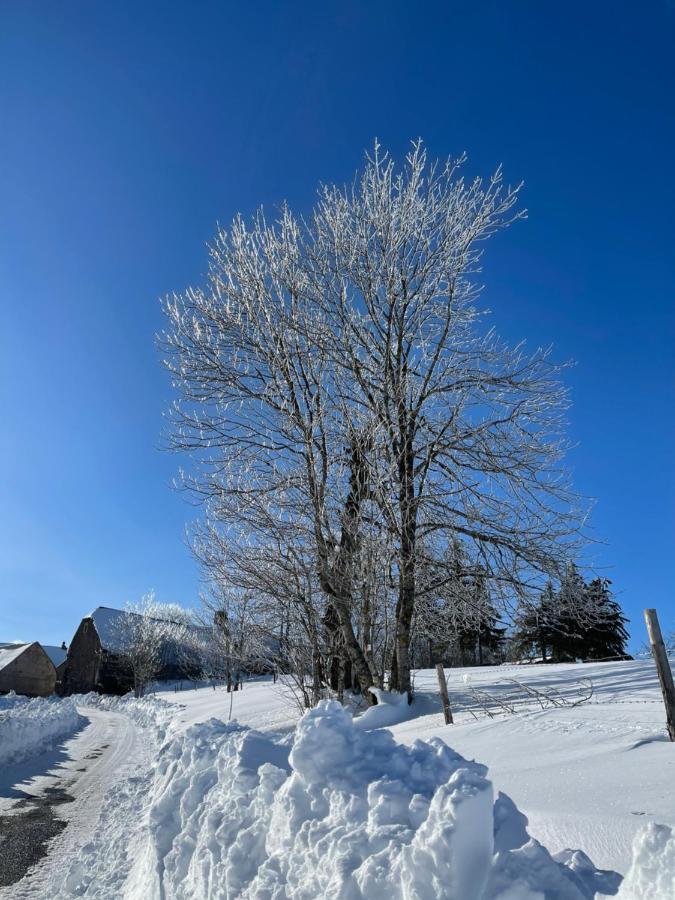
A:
0,643,56,697
60,618,102,695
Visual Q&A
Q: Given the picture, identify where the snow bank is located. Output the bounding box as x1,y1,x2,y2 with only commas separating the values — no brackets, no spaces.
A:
0,689,27,711
616,823,675,899
0,695,86,766
130,699,619,899
75,691,175,741
354,688,415,730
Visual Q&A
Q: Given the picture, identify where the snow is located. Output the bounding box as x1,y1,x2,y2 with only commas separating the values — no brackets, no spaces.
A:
388,661,675,877
0,695,86,766
114,698,618,899
2,658,674,897
1,702,166,900
150,660,675,886
74,691,177,741
0,642,29,671
616,823,675,899
353,687,415,729
0,689,26,710
153,676,304,733
90,605,129,651
42,644,67,667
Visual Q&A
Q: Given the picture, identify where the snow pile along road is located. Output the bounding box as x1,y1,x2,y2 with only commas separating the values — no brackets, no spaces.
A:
128,698,621,899
0,695,86,766
617,823,675,899
74,691,176,741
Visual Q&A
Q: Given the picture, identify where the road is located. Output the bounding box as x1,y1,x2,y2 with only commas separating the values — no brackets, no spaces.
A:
0,706,146,899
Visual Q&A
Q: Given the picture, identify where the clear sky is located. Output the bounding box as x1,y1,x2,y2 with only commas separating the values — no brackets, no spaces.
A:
1,1,673,651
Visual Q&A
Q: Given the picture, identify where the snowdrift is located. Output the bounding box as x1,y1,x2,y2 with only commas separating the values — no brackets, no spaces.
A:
616,822,675,899
0,695,86,766
128,698,620,899
75,690,176,739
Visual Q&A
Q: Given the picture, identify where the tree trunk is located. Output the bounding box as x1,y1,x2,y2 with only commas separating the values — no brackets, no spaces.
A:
311,649,322,706
393,419,417,700
314,435,379,702
394,506,416,698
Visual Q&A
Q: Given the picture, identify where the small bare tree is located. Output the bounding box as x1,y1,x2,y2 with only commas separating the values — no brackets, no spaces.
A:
111,595,187,698
195,583,270,691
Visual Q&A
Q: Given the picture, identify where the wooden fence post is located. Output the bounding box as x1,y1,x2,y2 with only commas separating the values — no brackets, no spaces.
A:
436,663,453,725
644,608,675,742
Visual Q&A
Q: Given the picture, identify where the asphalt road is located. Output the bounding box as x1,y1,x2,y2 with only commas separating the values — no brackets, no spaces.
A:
0,787,72,886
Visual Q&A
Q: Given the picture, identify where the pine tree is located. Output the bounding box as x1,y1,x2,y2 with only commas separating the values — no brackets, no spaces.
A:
580,578,629,659
469,570,506,664
513,582,557,661
550,563,587,660
513,569,629,662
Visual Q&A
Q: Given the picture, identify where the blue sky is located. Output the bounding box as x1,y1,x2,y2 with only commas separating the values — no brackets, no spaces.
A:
1,1,673,651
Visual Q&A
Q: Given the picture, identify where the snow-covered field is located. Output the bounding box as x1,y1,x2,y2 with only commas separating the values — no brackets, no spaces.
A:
1,659,674,898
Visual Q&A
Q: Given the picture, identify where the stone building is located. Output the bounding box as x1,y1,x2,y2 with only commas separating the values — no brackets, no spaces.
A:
0,642,57,696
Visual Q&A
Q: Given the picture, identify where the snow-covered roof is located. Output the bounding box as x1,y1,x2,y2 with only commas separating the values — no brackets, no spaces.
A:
90,607,129,650
88,606,196,655
0,643,29,671
42,645,67,667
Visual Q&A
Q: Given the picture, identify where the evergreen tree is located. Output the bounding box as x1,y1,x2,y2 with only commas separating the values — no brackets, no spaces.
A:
548,563,587,660
468,570,507,664
513,582,557,661
513,568,629,662
580,578,629,659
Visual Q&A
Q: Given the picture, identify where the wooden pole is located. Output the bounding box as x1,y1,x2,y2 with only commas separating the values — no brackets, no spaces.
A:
436,663,453,725
644,608,675,742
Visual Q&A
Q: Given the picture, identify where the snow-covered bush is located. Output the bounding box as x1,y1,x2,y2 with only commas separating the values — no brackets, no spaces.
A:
127,699,620,899
0,695,86,766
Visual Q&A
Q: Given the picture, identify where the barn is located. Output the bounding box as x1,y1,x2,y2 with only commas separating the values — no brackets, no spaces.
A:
0,642,57,697
60,606,200,696
43,644,68,684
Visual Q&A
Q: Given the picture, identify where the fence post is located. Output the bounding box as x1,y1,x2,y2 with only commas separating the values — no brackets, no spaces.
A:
436,663,453,725
644,608,675,742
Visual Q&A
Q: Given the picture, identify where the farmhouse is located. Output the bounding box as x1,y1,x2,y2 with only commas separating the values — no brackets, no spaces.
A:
60,606,199,696
0,642,57,697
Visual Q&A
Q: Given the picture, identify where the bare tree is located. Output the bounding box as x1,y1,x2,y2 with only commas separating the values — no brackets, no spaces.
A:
161,141,586,701
110,595,189,698
194,581,272,691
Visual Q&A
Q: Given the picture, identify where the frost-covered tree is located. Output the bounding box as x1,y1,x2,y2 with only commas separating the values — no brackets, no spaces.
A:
191,584,271,692
110,595,189,698
412,540,506,667
162,141,586,700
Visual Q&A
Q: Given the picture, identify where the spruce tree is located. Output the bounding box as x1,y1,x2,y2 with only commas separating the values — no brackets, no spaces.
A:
513,582,557,661
581,578,629,659
550,563,587,660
